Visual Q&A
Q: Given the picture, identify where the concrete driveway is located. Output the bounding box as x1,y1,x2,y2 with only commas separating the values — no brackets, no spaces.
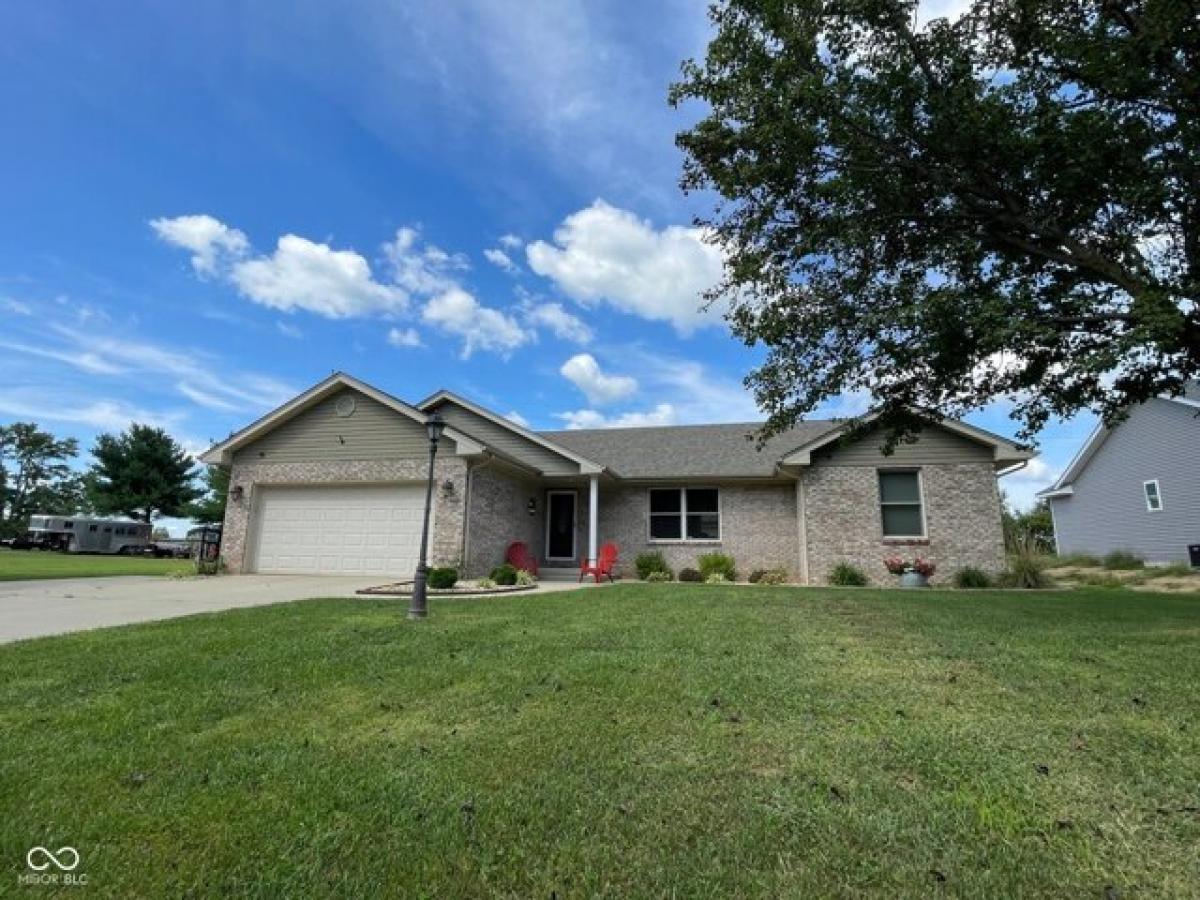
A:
0,575,381,644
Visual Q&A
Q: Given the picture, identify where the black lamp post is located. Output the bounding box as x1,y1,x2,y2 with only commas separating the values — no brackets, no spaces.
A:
409,412,445,620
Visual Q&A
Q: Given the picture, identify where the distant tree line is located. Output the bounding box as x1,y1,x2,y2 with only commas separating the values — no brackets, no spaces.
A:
0,422,227,539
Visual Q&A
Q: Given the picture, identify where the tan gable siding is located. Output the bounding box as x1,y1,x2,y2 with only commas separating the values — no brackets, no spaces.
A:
814,425,992,466
431,401,579,475
233,388,439,464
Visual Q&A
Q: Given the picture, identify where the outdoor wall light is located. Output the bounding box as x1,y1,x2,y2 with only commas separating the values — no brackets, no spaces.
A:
441,478,455,495
230,485,245,504
526,497,537,516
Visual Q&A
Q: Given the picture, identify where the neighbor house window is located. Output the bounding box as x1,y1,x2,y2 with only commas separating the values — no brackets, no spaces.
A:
1143,480,1163,512
878,470,926,538
649,488,721,541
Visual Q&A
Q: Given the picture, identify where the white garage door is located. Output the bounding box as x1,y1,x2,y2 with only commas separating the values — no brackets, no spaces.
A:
250,484,427,576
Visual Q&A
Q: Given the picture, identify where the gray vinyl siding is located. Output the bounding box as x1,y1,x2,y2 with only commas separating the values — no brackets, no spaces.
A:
233,388,439,464
1049,399,1200,563
430,401,580,476
816,426,993,466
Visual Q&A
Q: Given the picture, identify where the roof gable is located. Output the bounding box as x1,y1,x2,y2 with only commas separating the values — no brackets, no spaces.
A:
200,373,484,465
779,412,1031,469
417,390,603,475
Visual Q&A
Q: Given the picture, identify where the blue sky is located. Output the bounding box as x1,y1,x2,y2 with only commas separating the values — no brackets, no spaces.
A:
0,0,1091,525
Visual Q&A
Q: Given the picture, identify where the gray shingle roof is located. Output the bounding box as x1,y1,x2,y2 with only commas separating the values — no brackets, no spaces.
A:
538,420,840,478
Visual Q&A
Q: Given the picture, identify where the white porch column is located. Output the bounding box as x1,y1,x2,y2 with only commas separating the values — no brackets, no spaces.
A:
587,474,599,566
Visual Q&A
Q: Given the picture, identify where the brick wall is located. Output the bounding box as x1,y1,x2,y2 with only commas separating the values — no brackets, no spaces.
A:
597,482,800,580
803,463,1006,585
221,457,468,573
463,464,542,576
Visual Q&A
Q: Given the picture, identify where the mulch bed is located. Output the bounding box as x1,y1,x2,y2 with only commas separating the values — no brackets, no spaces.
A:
356,581,538,597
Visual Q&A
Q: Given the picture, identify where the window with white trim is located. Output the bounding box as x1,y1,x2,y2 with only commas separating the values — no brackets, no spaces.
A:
878,470,926,538
649,488,720,541
1143,479,1163,512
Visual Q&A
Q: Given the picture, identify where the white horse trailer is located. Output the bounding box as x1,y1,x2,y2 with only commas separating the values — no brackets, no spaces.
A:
24,515,152,554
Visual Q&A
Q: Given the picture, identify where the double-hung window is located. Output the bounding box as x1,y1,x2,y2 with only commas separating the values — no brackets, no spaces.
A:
1143,479,1163,512
649,488,720,541
878,470,926,538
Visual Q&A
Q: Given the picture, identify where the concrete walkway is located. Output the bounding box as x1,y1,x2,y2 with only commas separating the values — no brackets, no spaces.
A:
0,574,601,644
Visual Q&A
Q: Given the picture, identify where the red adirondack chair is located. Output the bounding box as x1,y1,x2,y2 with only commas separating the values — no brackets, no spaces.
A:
505,541,538,576
580,542,618,583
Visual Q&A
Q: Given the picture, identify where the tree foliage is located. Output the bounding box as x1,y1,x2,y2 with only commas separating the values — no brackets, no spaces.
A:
0,423,80,537
1001,492,1056,553
187,465,229,525
672,0,1199,441
87,425,200,523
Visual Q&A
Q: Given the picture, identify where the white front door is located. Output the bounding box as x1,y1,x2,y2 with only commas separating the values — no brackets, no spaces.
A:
250,484,427,576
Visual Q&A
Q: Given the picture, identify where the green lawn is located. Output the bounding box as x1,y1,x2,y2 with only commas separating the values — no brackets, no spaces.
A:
2,585,1197,897
0,548,192,581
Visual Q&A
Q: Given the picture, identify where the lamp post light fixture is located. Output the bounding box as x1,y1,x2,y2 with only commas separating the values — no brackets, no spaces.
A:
408,412,445,620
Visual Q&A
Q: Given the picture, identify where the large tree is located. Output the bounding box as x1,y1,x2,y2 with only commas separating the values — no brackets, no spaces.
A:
87,425,200,523
672,0,1199,441
186,465,229,525
0,423,80,537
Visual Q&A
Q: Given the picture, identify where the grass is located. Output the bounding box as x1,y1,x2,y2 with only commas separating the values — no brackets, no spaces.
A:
2,584,1198,897
0,548,192,581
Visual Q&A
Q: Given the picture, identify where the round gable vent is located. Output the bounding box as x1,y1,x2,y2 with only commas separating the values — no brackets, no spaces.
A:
335,395,357,418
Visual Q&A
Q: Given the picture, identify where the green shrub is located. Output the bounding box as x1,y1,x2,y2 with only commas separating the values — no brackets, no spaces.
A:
705,572,729,584
427,567,458,589
828,562,868,586
644,570,672,583
1003,553,1050,588
953,566,992,589
754,568,788,585
515,569,537,586
697,552,737,582
489,563,518,586
1102,550,1144,570
747,569,766,584
1051,552,1101,568
635,551,670,580
476,577,496,589
678,567,702,583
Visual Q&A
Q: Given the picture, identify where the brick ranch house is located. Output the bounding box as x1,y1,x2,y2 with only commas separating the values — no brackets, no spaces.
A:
200,372,1033,585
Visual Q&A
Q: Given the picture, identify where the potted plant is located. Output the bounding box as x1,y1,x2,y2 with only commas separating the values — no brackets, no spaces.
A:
883,555,935,588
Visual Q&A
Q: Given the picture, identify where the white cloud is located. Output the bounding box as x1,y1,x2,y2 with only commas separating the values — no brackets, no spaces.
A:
1,297,33,316
26,323,297,413
387,326,423,348
421,288,532,358
383,227,468,296
559,353,638,405
526,200,727,334
276,320,303,339
231,234,408,318
0,339,126,375
0,392,184,433
150,214,249,276
498,234,523,250
556,403,677,430
621,348,760,423
522,300,593,344
504,410,531,428
483,247,519,273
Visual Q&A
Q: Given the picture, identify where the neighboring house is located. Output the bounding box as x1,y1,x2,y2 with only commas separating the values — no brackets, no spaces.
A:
200,372,1031,584
1037,386,1200,564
